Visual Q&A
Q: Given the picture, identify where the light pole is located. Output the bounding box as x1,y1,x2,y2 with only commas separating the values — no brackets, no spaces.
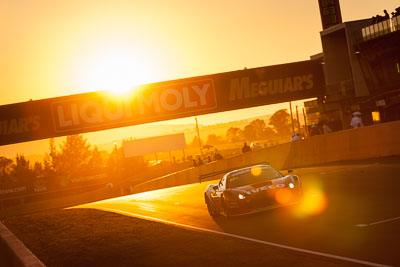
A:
195,117,204,159
113,142,119,176
289,101,295,134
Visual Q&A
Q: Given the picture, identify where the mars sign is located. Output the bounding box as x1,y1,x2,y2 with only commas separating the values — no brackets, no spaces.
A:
0,60,324,146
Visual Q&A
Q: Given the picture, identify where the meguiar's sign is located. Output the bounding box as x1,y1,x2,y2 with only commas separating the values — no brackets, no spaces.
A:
0,60,324,146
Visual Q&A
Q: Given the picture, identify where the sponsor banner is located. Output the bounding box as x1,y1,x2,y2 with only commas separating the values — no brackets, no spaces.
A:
0,60,324,146
123,133,186,157
69,173,108,184
0,186,27,196
33,178,47,193
57,172,109,187
0,179,47,199
318,0,343,30
0,185,29,200
51,79,216,133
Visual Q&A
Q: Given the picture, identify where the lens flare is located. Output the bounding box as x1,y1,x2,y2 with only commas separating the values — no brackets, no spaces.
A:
275,188,292,204
296,188,328,217
251,166,262,176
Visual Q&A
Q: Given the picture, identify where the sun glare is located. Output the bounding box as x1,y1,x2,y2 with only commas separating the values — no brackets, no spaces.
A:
76,43,160,95
275,188,293,204
295,188,328,218
251,166,262,176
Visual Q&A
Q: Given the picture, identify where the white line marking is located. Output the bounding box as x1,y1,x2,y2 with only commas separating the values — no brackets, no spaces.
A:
356,216,400,227
93,207,392,267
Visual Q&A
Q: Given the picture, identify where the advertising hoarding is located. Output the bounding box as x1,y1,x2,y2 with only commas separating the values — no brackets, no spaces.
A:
0,60,324,146
123,133,186,157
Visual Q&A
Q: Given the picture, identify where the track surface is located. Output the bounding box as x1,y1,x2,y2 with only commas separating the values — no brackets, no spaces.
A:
77,157,400,266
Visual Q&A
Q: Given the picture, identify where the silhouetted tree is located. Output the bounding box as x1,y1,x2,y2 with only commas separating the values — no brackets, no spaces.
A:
226,127,243,142
11,154,34,185
44,135,104,177
120,152,147,178
44,138,61,176
33,162,44,179
87,146,103,170
243,124,256,141
206,134,223,146
262,127,275,138
59,135,91,174
106,146,118,175
0,156,13,184
249,119,266,139
190,136,204,148
269,109,291,136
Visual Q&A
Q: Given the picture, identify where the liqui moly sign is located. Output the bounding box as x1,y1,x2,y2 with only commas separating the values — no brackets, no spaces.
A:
52,79,216,132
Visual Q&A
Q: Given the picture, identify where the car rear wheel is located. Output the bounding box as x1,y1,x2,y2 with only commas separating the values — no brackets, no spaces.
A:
205,197,217,217
221,196,231,218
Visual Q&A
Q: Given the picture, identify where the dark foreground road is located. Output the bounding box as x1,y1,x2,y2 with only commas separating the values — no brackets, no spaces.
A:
76,157,400,266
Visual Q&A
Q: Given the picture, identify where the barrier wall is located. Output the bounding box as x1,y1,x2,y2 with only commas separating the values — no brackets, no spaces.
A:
0,222,45,267
134,121,400,193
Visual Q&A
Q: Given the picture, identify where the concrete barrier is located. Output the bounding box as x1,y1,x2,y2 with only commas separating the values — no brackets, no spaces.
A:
0,222,45,267
134,121,400,193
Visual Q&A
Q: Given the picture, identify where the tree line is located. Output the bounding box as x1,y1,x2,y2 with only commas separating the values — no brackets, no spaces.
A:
0,135,146,190
189,109,293,147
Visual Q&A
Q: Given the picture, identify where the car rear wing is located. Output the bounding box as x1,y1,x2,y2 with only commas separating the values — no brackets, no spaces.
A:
199,161,269,182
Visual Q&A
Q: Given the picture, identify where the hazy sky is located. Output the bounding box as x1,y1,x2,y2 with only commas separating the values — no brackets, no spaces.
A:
1,0,399,156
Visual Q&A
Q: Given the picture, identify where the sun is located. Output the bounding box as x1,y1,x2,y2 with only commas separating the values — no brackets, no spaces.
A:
76,43,159,95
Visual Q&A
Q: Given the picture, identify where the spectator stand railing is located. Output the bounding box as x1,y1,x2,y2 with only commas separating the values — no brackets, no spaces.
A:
362,15,400,41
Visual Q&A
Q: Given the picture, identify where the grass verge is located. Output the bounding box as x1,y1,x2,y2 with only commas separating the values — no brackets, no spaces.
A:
2,208,348,267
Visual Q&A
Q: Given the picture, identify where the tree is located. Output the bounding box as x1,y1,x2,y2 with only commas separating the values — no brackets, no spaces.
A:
106,146,118,175
0,156,13,184
33,162,44,178
45,135,99,176
44,138,60,176
87,146,103,170
12,154,34,184
269,109,291,136
262,127,275,139
206,134,222,146
249,119,266,139
58,135,92,174
190,136,204,148
243,124,256,141
226,127,243,142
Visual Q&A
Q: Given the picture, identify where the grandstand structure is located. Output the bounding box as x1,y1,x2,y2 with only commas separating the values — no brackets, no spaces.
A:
311,3,400,130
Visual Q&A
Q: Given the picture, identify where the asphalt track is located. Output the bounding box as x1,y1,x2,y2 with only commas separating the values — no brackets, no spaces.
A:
77,157,400,266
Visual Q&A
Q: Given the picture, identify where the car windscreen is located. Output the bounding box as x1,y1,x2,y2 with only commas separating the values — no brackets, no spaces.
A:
226,168,283,188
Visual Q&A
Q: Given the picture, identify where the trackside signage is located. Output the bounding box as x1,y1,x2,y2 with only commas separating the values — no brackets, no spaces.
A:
52,79,216,133
0,60,324,146
123,133,186,157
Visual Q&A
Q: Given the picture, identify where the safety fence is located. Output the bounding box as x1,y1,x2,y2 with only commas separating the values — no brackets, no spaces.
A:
362,15,400,41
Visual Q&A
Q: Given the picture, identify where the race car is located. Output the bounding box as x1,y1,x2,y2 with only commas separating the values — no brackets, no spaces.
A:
204,164,303,217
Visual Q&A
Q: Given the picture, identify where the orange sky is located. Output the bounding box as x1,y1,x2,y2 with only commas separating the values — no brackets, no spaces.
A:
1,0,399,156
